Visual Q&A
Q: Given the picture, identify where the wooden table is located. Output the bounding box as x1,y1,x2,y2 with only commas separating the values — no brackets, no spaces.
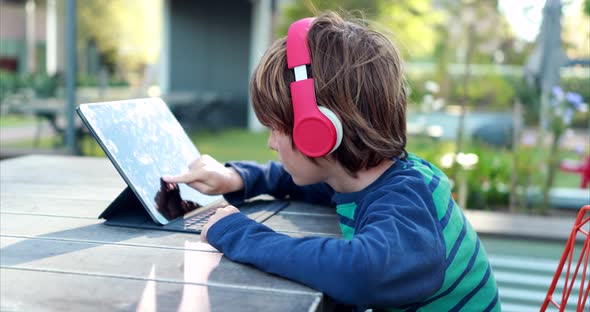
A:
0,155,342,311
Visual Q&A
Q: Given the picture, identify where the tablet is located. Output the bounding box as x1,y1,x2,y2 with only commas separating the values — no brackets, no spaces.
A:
77,97,223,225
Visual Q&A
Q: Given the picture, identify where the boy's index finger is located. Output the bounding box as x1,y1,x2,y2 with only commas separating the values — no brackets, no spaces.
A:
161,175,181,183
162,171,201,184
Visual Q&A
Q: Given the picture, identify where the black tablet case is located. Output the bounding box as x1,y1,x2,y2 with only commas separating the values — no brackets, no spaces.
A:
98,186,288,233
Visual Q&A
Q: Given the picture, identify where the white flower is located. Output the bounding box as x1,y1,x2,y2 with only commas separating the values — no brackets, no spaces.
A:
424,81,440,94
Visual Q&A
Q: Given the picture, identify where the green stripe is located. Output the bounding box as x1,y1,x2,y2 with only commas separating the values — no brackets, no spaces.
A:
431,179,451,220
339,223,355,241
429,220,479,299
336,202,357,220
406,154,456,221
407,154,452,220
460,268,500,311
442,204,464,258
422,157,448,180
407,155,434,185
420,238,491,311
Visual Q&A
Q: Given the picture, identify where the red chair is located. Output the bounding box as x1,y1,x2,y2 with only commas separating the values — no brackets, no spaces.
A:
559,156,590,188
541,205,590,312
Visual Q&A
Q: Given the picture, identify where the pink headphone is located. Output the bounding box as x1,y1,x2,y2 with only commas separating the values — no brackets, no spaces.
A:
286,18,343,157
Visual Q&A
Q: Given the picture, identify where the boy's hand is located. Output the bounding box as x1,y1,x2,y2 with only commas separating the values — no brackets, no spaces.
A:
162,154,244,195
200,205,240,243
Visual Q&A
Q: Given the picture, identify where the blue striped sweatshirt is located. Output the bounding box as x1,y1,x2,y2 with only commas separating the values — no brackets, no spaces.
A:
207,155,500,311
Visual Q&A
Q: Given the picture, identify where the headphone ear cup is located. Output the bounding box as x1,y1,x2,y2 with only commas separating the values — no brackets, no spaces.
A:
287,18,344,157
317,106,343,154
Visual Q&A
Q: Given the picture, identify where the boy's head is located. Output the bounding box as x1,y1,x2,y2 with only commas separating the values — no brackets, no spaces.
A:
251,12,408,176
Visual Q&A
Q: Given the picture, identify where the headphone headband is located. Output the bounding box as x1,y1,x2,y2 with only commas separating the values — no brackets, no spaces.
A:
286,18,314,69
286,18,343,158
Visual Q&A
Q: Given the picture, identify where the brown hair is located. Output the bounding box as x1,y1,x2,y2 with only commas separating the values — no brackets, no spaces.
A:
250,11,408,176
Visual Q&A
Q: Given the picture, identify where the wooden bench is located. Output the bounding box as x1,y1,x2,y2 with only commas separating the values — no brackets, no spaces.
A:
549,188,590,210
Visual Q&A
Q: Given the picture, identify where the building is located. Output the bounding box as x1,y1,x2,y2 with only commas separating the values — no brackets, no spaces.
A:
0,0,278,130
0,0,48,74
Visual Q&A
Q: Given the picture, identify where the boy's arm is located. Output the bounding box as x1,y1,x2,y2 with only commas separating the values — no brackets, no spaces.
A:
207,191,446,308
223,160,334,205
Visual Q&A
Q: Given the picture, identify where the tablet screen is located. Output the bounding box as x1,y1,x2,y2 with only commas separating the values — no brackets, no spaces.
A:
78,98,222,225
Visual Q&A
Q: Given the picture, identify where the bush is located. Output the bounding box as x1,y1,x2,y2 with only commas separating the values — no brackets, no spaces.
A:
406,71,518,111
0,70,19,102
463,144,515,210
406,76,429,108
77,73,128,87
0,71,60,102
562,76,590,104
29,73,59,98
562,77,590,128
450,73,515,109
407,137,551,212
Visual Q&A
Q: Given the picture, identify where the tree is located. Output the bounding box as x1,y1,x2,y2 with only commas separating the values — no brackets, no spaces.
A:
278,0,381,35
278,0,442,58
77,0,162,80
437,0,507,183
430,0,518,112
562,0,590,58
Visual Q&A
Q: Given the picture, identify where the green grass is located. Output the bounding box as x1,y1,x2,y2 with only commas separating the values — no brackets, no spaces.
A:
553,170,588,188
0,114,37,127
1,136,59,149
190,129,277,163
1,128,585,190
1,128,277,163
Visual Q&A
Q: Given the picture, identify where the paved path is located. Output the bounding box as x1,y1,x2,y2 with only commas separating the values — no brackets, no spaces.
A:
521,128,590,152
0,122,55,143
407,112,589,152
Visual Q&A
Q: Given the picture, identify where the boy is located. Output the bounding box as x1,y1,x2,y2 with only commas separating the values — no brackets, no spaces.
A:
164,12,500,311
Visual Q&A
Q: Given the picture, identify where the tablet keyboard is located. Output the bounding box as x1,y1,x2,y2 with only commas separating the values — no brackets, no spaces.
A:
183,207,218,231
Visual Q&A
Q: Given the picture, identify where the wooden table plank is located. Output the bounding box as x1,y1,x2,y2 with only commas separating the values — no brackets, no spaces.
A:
0,212,338,250
0,195,111,218
0,155,124,186
0,236,316,294
0,213,215,252
264,213,342,236
1,182,123,201
280,202,336,215
1,269,321,312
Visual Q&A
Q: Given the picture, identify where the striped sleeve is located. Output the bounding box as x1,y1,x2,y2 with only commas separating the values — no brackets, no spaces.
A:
406,155,501,311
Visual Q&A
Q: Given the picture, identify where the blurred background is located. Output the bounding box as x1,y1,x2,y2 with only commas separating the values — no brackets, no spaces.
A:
0,0,588,213
0,1,589,310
